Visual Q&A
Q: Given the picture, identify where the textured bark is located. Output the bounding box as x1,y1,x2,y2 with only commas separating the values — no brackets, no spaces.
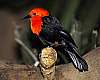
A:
0,47,100,80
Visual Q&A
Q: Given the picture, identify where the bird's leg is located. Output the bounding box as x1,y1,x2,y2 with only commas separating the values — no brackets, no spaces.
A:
50,41,62,47
39,37,62,47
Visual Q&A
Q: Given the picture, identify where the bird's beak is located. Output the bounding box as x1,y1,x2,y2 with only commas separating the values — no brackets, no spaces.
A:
23,15,31,20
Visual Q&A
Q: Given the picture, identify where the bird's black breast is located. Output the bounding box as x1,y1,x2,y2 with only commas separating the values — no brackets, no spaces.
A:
40,16,63,42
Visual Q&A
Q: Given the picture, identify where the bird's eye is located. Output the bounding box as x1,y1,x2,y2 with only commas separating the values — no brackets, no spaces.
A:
33,13,36,16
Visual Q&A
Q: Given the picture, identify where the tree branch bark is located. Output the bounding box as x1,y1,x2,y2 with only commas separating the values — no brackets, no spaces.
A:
0,47,100,80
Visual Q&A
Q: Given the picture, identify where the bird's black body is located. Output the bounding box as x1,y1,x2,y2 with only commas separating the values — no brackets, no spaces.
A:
23,15,88,72
40,16,88,72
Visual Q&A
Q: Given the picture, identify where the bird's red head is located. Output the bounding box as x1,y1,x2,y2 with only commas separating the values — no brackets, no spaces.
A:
24,8,49,35
28,8,49,17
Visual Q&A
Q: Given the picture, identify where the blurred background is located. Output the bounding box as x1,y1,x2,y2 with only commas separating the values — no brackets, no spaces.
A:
0,0,100,64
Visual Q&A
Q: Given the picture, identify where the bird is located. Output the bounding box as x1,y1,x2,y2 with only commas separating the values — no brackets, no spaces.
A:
23,8,88,72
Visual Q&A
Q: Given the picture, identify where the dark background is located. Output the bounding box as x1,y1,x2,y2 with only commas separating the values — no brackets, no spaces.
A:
0,0,100,63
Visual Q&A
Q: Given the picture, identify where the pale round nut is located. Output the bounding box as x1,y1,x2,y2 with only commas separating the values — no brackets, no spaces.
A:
40,47,57,68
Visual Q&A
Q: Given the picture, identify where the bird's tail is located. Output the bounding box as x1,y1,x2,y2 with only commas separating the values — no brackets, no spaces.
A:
64,45,88,72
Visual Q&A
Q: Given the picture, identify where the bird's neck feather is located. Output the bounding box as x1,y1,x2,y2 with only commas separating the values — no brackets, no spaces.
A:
30,16,42,36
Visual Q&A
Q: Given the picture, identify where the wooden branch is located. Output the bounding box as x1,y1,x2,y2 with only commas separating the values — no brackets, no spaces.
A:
0,47,100,80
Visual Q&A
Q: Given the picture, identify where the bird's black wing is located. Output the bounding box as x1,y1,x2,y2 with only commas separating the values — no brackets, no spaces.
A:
59,30,88,72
